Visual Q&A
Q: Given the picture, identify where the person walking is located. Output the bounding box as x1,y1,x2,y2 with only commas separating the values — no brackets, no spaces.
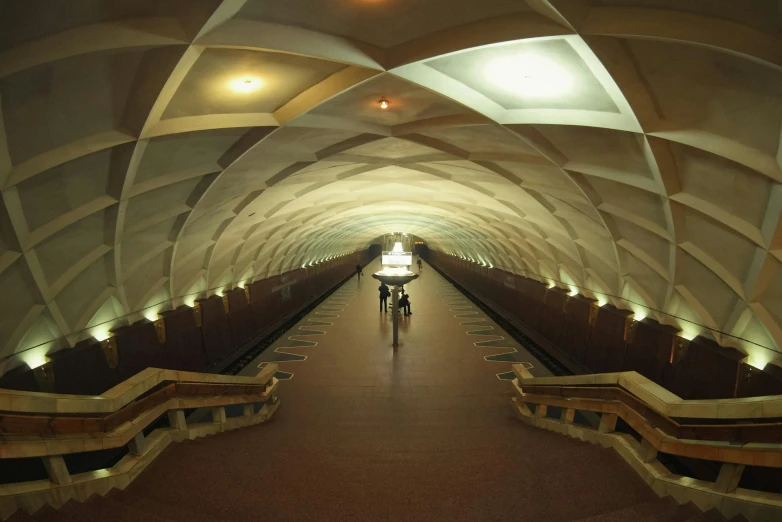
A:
399,292,412,316
378,282,390,312
416,257,423,272
355,263,363,280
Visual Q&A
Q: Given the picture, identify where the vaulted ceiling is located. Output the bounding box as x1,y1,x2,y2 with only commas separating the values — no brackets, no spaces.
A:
1,0,782,371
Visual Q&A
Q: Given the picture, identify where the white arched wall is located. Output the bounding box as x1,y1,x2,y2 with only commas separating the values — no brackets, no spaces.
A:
1,0,781,372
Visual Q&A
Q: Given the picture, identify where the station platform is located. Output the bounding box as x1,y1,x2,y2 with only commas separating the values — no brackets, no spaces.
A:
125,258,655,521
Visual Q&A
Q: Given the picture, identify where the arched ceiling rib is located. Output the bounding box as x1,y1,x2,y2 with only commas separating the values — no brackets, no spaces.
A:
1,0,782,371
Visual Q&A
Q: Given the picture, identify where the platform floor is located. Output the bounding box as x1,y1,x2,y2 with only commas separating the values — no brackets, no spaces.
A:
129,258,656,521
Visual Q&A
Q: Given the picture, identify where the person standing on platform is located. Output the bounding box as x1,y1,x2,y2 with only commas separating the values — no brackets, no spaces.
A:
378,282,390,312
417,257,423,273
355,264,363,280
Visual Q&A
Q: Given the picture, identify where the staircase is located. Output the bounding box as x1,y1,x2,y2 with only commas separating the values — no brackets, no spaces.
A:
3,483,748,521
572,497,747,522
510,366,782,522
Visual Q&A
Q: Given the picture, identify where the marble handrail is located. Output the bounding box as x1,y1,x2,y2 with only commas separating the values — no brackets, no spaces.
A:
0,363,278,415
514,367,782,420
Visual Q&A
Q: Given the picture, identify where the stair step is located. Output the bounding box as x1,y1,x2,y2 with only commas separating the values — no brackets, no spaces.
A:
6,510,37,522
111,489,227,522
54,499,98,522
637,500,700,522
31,504,79,522
571,497,673,521
681,508,726,522
107,496,174,522
55,495,162,522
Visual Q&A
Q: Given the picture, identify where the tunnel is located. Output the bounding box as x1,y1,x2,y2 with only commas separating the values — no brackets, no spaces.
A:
0,1,782,521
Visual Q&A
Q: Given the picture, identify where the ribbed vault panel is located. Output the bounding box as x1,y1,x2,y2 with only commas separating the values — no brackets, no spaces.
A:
426,39,619,112
236,0,534,48
162,49,346,118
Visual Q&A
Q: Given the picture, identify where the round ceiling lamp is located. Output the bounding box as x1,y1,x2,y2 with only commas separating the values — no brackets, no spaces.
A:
379,98,389,109
229,77,263,93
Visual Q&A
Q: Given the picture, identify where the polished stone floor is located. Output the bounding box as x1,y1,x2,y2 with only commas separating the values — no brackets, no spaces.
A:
129,258,655,521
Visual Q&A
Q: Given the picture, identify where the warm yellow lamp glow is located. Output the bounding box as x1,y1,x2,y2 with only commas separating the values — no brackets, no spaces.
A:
379,99,389,109
485,53,572,98
22,348,49,369
747,352,770,370
92,326,112,342
678,329,698,341
143,307,161,322
229,77,262,93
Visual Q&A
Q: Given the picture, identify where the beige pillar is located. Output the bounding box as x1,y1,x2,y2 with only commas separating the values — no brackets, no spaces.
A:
598,413,618,434
715,463,745,493
42,456,71,485
535,405,548,418
168,409,187,430
128,431,147,456
212,406,227,423
560,408,575,425
243,403,255,417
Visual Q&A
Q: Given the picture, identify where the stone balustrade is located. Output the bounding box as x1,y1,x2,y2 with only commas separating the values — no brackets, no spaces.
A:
510,365,782,521
0,363,280,519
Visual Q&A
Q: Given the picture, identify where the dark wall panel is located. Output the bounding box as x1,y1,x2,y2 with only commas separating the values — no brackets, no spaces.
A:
585,305,632,373
558,296,594,365
198,296,233,365
114,320,168,381
736,363,782,398
227,288,253,346
0,365,40,392
667,336,746,400
622,319,676,384
517,278,547,332
50,340,119,395
248,278,276,333
162,306,209,372
537,288,568,343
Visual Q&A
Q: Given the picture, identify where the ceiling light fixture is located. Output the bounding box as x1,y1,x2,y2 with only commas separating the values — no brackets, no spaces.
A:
485,53,572,98
379,99,389,109
229,77,263,93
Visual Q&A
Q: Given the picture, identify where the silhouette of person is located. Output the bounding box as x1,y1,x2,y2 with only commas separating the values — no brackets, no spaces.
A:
417,258,423,272
355,264,362,280
399,293,412,316
378,282,390,312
